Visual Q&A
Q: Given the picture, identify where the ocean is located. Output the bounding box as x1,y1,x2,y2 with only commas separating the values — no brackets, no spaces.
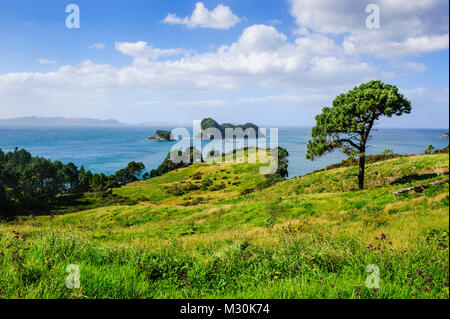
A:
0,125,448,178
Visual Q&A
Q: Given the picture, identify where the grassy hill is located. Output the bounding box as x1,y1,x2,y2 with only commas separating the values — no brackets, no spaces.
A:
0,151,448,299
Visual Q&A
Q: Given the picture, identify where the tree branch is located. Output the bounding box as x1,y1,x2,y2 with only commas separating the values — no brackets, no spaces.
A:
339,138,360,150
393,178,449,195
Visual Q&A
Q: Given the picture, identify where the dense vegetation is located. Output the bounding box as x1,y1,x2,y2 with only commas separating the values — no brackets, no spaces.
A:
149,147,203,178
0,148,145,219
0,148,448,298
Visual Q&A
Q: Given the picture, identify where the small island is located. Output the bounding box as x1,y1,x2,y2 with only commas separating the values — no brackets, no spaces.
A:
199,117,265,139
149,129,177,141
442,132,449,138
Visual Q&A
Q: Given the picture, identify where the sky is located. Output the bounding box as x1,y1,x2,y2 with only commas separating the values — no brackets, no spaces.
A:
0,0,448,128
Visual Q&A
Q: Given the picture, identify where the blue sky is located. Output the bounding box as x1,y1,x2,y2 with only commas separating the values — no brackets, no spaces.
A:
0,0,448,128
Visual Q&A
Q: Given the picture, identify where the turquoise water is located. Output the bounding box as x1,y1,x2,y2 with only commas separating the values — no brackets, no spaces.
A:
0,126,448,178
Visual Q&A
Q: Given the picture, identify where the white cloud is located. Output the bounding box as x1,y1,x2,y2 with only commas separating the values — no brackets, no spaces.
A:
1,25,378,97
290,0,449,57
37,58,56,65
89,43,106,49
115,41,186,61
0,21,446,124
163,2,240,29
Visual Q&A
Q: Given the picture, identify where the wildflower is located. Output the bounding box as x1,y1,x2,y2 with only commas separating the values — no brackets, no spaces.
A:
355,292,361,296
423,276,432,283
375,237,379,240
388,241,392,245
320,276,323,280
443,282,448,286
381,233,386,240
331,284,335,288
386,263,390,268
417,269,423,276
438,242,448,249
406,274,411,278
422,286,430,292
317,281,322,284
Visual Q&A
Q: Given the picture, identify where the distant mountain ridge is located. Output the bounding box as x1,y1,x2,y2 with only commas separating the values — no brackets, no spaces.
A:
0,116,123,126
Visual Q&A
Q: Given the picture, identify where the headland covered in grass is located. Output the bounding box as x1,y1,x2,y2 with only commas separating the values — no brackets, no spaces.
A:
0,146,448,299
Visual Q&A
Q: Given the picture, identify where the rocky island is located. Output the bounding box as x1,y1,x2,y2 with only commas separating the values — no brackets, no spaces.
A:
199,117,265,139
148,129,177,141
443,132,449,138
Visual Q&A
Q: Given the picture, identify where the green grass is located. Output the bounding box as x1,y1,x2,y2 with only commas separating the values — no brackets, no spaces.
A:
0,153,448,299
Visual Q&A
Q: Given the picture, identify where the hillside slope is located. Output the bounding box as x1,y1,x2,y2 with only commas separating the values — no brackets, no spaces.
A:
0,153,448,299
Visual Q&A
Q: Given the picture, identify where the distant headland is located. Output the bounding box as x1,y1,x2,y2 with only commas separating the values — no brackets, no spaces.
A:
0,116,123,126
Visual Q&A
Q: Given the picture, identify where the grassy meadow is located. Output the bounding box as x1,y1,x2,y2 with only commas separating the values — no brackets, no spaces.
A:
0,150,448,299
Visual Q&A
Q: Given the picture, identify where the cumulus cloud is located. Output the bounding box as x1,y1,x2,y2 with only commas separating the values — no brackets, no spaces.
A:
163,2,240,29
1,24,378,96
0,20,446,123
115,41,186,61
290,0,449,57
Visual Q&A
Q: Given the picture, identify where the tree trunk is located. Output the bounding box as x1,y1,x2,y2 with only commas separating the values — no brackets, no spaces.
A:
358,151,366,190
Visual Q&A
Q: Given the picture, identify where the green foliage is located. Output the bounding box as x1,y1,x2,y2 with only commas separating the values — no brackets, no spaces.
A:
155,130,173,141
0,148,146,218
274,147,289,178
432,145,449,154
115,161,145,184
424,144,435,154
150,147,202,178
306,80,411,189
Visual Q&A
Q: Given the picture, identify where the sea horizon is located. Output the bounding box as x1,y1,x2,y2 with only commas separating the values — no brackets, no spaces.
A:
1,125,448,178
